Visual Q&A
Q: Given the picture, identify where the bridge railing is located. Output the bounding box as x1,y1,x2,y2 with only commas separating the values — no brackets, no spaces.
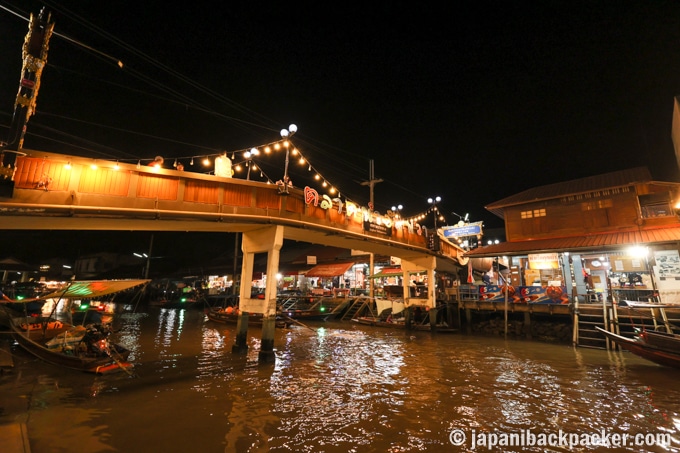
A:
5,150,441,252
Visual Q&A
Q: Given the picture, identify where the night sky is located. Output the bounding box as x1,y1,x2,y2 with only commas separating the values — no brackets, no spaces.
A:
2,1,680,264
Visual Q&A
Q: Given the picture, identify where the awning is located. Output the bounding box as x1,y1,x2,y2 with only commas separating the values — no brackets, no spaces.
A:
369,267,405,279
39,279,150,300
369,267,429,279
305,262,354,278
464,226,680,258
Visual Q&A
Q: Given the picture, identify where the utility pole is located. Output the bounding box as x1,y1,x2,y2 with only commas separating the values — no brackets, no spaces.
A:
4,8,55,153
359,160,383,210
359,160,383,298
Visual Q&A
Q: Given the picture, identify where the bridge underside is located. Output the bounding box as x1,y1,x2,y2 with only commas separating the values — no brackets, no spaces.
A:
0,215,461,275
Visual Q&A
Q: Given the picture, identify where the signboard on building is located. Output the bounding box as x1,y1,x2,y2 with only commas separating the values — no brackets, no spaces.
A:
363,220,392,236
528,253,559,270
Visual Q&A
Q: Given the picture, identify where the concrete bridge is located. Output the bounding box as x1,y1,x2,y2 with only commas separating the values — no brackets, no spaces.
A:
0,149,466,361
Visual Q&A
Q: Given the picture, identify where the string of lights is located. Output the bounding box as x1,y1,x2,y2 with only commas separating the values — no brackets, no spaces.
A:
89,124,355,205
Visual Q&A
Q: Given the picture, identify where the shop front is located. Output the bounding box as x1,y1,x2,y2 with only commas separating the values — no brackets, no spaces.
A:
467,239,680,306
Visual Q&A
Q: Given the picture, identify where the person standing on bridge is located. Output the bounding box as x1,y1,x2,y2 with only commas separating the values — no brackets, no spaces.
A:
149,156,164,168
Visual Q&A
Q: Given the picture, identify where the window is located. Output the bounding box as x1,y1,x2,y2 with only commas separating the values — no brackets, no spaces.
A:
581,199,613,211
639,193,672,218
521,208,546,219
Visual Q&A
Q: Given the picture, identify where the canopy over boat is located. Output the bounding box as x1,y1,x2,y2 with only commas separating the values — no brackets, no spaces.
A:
38,279,150,300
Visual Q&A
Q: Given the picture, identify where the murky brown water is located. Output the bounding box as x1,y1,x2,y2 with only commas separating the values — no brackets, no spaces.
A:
1,306,679,452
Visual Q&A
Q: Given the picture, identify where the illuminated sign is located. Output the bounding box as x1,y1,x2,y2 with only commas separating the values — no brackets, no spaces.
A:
442,222,483,238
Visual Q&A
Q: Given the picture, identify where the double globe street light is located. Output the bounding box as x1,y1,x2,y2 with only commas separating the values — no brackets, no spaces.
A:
427,196,442,229
279,124,298,194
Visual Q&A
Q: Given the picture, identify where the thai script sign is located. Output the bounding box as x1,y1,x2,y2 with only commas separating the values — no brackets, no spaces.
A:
442,222,482,238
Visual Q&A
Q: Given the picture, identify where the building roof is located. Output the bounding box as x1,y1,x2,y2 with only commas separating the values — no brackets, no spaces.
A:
485,167,654,219
465,225,680,257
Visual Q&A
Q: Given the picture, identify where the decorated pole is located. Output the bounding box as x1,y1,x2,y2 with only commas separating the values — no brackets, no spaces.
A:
4,8,55,153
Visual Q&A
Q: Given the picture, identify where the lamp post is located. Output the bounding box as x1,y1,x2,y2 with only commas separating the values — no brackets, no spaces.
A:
391,204,403,219
279,124,297,193
427,196,441,229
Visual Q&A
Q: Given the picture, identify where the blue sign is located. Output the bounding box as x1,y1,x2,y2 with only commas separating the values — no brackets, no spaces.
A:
443,222,482,238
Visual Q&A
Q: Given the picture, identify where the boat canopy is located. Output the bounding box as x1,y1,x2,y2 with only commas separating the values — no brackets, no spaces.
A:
39,279,150,300
376,299,405,315
304,262,354,278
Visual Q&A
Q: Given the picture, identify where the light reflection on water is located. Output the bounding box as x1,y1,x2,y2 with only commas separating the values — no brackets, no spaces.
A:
1,306,680,452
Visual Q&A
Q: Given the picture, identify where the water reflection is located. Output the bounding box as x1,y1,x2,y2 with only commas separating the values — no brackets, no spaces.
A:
1,305,679,452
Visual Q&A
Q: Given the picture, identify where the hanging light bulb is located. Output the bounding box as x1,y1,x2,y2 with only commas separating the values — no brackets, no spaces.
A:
113,161,120,170
250,147,259,156
190,157,194,166
202,157,210,166
308,164,312,171
136,160,141,169
65,161,72,170
244,151,251,158
298,156,305,164
264,146,271,154
173,159,177,168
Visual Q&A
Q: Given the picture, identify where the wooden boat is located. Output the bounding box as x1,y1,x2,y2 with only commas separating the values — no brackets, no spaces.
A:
639,329,680,351
277,296,348,321
205,307,292,328
4,279,149,374
352,316,457,332
595,326,680,369
6,313,133,374
353,316,407,329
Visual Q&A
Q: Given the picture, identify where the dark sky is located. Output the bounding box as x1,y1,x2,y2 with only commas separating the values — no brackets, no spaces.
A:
2,1,680,262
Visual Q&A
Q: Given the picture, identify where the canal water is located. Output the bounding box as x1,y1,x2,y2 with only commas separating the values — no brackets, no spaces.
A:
1,305,679,453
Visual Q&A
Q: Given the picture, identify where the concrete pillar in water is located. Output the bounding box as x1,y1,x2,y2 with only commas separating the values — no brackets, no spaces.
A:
400,254,437,331
231,225,283,363
259,316,277,363
232,312,249,354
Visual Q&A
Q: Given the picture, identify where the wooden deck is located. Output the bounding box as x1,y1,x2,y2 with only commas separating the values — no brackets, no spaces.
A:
0,423,31,453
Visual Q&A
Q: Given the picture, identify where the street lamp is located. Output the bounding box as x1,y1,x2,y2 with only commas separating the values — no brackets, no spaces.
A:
427,196,441,229
391,204,403,219
279,124,297,193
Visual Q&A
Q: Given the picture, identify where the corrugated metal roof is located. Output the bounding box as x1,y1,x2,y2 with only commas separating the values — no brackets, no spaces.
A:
485,167,652,218
465,225,680,257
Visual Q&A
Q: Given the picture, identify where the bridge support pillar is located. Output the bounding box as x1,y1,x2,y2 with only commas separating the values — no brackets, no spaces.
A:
258,315,277,363
401,254,437,330
234,225,284,363
232,312,249,354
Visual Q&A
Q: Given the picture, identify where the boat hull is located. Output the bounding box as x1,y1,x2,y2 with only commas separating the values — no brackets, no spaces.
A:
205,309,291,328
595,327,680,369
7,313,132,374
